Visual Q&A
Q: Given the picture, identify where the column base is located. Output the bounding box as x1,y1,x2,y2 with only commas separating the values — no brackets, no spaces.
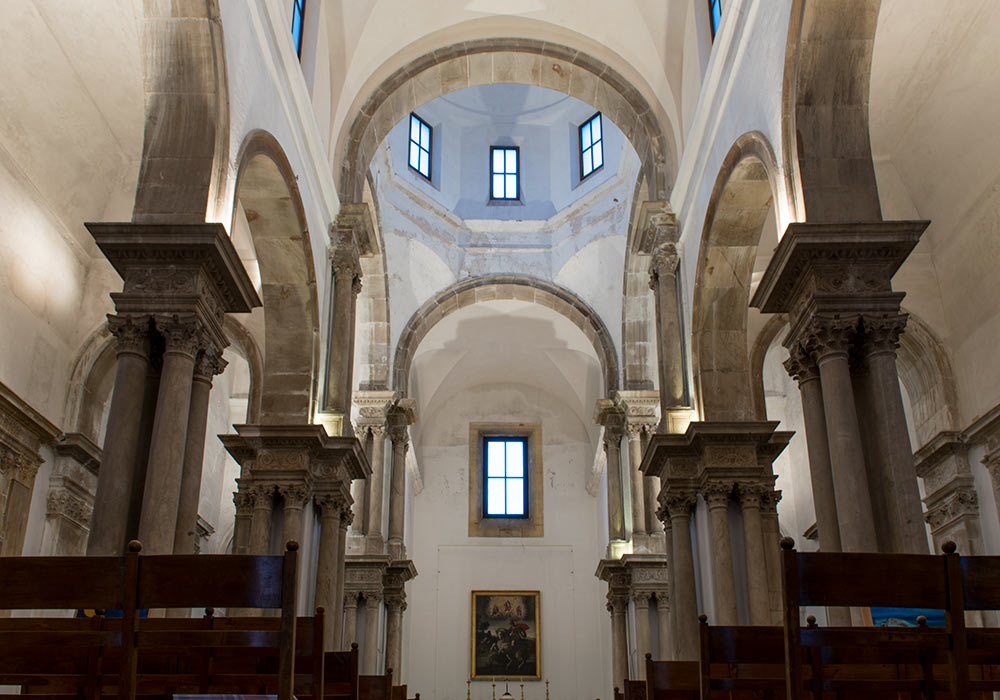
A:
646,531,667,554
365,532,386,554
387,539,406,560
631,532,651,553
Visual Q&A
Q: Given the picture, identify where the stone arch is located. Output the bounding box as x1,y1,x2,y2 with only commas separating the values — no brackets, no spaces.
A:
782,0,882,223
232,130,320,424
691,132,783,421
133,0,229,224
749,314,790,421
335,37,676,205
895,311,961,449
64,325,116,444
393,276,619,398
621,176,657,392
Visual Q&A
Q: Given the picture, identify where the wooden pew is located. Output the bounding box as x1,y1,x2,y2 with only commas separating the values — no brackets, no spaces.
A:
644,654,699,700
359,668,393,700
0,553,128,700
697,615,786,699
780,537,962,700
959,553,1000,694
319,642,361,700
623,678,646,700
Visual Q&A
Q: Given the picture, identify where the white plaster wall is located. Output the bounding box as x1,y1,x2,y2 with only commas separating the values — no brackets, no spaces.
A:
407,381,609,698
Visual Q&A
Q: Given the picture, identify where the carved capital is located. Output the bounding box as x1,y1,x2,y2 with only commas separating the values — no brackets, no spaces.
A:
315,493,346,518
251,484,275,509
703,482,733,509
364,591,383,605
783,344,820,384
277,483,310,509
802,315,858,360
925,486,979,532
340,507,354,529
46,488,93,527
108,314,150,358
759,488,782,514
606,593,629,615
630,591,651,608
648,243,680,290
663,491,696,518
858,313,908,357
344,593,359,609
388,424,410,448
194,349,228,383
737,482,765,508
155,317,203,358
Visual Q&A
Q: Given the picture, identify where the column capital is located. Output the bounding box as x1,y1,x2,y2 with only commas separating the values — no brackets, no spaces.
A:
648,243,681,290
316,493,349,518
340,507,355,529
858,313,908,357
363,590,383,605
662,490,696,519
332,202,378,256
251,484,275,508
759,488,782,514
703,481,733,509
630,591,651,608
343,593,360,609
924,485,979,533
606,593,629,615
783,343,820,384
108,314,151,358
155,316,205,359
737,482,766,508
801,315,858,361
277,483,310,510
193,348,228,383
233,489,255,515
633,201,679,254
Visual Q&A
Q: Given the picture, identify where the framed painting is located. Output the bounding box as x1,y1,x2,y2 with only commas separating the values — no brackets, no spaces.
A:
471,590,540,679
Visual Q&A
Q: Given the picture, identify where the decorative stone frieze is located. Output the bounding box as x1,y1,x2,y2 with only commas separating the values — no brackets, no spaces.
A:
914,431,986,555
633,201,679,255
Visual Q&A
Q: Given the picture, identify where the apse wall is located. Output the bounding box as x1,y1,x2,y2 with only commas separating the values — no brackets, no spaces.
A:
406,381,610,699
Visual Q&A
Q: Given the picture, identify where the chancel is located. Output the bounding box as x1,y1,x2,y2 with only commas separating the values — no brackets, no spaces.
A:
2,0,1000,698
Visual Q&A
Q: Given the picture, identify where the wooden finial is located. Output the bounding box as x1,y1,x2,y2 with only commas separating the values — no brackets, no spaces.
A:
127,540,142,552
942,541,957,554
698,614,708,624
285,540,299,551
780,536,795,550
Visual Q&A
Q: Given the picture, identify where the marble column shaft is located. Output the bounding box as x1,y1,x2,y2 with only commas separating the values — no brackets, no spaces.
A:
138,321,199,555
315,496,342,650
385,597,404,680
663,520,677,659
173,353,223,554
366,424,388,550
335,512,349,647
648,243,686,418
705,484,738,625
343,594,359,650
327,251,361,416
609,596,628,690
626,425,647,546
387,425,408,558
759,490,783,625
667,494,698,660
363,593,382,674
643,428,664,542
655,594,671,660
88,316,150,556
739,484,770,625
604,428,626,544
232,490,253,555
856,315,926,553
633,593,652,680
279,484,309,551
249,486,274,555
813,322,879,552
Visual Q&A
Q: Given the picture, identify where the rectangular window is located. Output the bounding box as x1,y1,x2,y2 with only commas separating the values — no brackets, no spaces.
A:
579,112,604,180
292,0,306,57
409,113,433,180
708,0,722,39
491,146,519,200
484,437,528,518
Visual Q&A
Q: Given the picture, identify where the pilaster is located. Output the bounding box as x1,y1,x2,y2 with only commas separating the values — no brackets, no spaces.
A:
42,433,101,555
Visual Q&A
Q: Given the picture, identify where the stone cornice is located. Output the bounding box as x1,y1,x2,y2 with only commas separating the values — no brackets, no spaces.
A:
52,433,102,476
334,203,377,256
640,421,787,481
750,221,928,315
632,201,678,255
87,223,261,313
0,381,61,467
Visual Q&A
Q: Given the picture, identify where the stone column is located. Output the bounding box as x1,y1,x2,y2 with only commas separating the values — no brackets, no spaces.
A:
87,315,150,556
643,427,666,553
632,592,652,680
662,520,676,657
626,424,647,551
173,350,226,554
784,347,841,553
138,319,200,555
665,492,698,660
596,403,626,550
811,318,879,552
249,485,274,555
351,429,369,533
335,509,350,647
759,489,784,625
387,415,410,560
385,593,405,680
327,248,362,420
647,234,686,420
654,593,671,660
366,424,388,552
231,487,254,555
315,494,344,650
363,592,382,674
343,594,359,650
704,482,738,625
739,483,770,625
608,594,628,690
279,483,309,552
855,314,926,553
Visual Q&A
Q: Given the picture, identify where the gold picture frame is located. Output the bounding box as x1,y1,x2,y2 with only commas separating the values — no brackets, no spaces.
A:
471,590,540,679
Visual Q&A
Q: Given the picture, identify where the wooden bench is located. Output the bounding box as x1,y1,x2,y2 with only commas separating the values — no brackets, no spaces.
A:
644,655,699,700
359,669,393,700
698,616,787,699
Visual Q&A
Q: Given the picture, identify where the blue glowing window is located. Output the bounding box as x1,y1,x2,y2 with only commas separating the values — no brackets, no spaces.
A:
408,114,432,180
708,0,722,39
483,438,527,518
580,112,604,180
292,0,306,57
491,147,519,200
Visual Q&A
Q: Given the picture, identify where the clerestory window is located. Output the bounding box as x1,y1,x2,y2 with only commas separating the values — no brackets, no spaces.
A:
708,0,723,39
291,0,306,58
409,113,432,180
579,112,603,180
469,423,543,537
484,437,528,518
490,147,519,200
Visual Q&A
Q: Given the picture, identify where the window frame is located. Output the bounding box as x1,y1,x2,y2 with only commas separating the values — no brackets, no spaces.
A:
490,146,520,201
469,423,543,537
482,436,529,519
408,113,433,181
708,0,722,39
291,0,306,58
579,112,604,181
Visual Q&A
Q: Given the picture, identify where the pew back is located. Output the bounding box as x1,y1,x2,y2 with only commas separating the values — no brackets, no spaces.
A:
644,655,698,700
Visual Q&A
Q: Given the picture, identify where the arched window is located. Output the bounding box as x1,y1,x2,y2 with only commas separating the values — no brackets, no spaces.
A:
291,0,306,58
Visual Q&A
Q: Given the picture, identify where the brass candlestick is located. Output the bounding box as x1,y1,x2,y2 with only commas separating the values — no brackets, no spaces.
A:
545,679,550,700
492,678,496,700
467,680,471,700
520,679,525,700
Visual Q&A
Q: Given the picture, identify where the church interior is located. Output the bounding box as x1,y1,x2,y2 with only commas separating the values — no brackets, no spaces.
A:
2,0,1000,698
